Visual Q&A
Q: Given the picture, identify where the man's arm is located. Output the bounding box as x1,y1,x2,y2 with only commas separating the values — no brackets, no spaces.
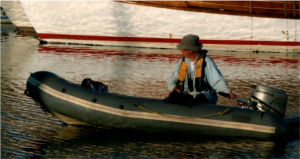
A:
205,56,236,99
167,59,183,95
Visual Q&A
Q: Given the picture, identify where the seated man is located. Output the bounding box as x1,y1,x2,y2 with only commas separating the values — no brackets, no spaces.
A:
166,34,236,106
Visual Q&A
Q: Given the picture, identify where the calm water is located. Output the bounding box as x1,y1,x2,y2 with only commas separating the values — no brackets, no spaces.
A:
1,24,300,158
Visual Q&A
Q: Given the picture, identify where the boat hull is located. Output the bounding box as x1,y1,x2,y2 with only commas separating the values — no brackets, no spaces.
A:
20,1,300,53
26,71,292,139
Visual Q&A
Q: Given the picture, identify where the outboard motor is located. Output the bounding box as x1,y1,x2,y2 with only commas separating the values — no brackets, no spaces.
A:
219,85,288,119
251,85,288,119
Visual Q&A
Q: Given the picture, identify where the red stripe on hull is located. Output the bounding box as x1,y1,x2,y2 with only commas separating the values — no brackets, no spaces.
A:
38,33,300,46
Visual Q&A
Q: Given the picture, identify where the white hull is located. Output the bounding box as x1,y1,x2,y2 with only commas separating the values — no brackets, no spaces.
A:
20,1,299,52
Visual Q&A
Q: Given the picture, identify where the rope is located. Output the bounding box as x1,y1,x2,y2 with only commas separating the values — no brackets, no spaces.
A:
134,103,229,119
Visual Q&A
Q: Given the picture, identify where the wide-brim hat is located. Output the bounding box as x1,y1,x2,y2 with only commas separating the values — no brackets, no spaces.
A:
176,34,203,52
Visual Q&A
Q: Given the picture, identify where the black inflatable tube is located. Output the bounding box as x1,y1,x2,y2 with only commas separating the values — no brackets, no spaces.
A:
26,71,293,139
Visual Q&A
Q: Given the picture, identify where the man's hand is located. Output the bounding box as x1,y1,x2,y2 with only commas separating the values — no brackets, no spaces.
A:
168,87,181,97
228,92,237,99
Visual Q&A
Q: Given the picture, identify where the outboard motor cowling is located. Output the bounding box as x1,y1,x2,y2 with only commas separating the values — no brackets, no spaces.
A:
251,85,288,118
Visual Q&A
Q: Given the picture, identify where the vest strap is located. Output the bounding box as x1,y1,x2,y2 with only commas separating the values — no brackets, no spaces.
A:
195,52,206,91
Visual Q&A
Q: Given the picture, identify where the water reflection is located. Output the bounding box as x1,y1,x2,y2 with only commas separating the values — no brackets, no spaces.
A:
1,24,299,158
5,124,297,158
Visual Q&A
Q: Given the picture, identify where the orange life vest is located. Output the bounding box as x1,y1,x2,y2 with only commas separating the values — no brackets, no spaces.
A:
177,52,207,92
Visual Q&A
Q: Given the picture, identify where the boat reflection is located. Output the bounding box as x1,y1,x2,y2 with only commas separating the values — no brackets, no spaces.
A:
38,45,300,69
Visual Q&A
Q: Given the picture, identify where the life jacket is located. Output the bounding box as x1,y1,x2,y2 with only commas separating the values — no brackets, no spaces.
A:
177,51,207,92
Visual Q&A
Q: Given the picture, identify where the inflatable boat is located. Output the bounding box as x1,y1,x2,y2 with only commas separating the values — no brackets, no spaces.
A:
25,71,298,139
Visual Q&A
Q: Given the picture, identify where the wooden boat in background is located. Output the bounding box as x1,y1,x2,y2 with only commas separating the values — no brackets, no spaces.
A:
124,1,299,19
